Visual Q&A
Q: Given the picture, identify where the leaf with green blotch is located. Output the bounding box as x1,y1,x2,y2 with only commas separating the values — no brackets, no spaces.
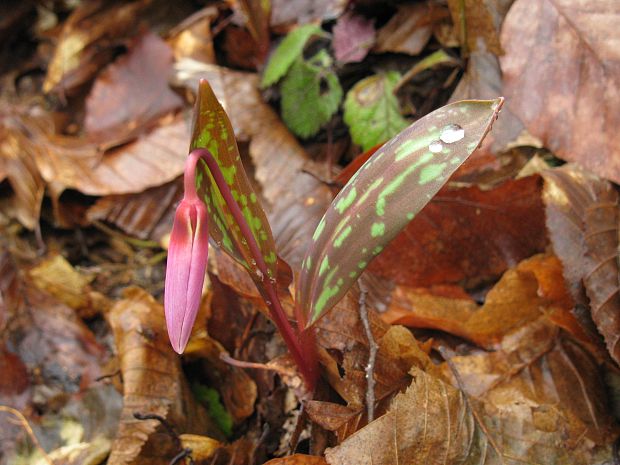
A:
297,98,504,326
190,79,278,280
344,72,409,151
281,50,343,138
261,23,325,87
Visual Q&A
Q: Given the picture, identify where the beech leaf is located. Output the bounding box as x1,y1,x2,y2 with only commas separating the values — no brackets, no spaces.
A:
343,72,409,151
190,79,279,281
298,98,503,326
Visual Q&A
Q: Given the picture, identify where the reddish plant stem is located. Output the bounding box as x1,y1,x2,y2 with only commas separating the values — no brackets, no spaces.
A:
187,149,318,390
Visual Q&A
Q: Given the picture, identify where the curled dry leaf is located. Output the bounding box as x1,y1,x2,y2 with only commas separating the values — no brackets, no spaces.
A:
85,32,183,144
501,0,620,183
384,253,597,351
325,366,614,465
542,164,620,364
44,0,150,94
87,179,183,241
369,175,546,288
374,3,448,56
441,317,616,446
107,287,222,465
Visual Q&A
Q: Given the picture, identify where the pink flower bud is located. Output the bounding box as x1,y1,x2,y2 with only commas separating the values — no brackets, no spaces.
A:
164,196,209,353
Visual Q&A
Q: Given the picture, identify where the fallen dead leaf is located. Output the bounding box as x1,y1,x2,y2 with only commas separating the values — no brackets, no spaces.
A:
43,0,150,94
264,455,329,465
167,7,217,64
325,365,614,465
269,0,345,28
542,164,620,364
84,32,184,145
374,3,448,56
501,0,620,183
332,11,375,64
107,287,222,465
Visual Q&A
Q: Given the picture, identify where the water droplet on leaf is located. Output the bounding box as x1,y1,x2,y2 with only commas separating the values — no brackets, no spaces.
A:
429,140,443,153
439,124,464,144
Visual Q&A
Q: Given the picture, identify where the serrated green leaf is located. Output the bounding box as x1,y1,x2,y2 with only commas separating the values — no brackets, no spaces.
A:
261,24,324,87
298,98,504,326
190,80,278,281
281,51,343,138
344,72,409,151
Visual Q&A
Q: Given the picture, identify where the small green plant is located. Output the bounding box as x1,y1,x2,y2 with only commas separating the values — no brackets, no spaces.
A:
164,79,503,391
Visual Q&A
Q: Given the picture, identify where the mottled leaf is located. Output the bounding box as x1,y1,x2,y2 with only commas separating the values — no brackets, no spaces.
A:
298,98,503,326
281,51,342,138
343,72,409,151
190,79,279,281
261,24,324,87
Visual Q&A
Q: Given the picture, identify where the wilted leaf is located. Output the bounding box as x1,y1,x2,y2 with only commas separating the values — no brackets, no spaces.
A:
325,366,613,465
191,79,279,283
107,287,221,465
84,33,183,144
281,51,342,138
43,0,150,94
261,24,324,87
369,175,547,287
374,3,448,56
542,164,620,364
333,11,375,63
299,98,503,326
344,72,409,151
500,0,620,183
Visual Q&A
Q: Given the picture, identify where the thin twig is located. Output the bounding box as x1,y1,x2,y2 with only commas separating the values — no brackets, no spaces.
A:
358,282,378,422
219,353,291,377
133,412,181,449
169,447,193,465
0,406,54,465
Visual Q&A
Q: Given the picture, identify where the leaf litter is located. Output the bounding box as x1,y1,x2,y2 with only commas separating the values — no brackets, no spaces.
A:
2,1,620,464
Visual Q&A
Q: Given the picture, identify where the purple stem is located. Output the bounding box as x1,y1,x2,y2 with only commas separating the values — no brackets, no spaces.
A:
186,149,318,389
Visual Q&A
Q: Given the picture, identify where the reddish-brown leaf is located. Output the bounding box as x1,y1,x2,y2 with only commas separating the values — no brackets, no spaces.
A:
333,11,375,63
84,33,183,144
501,0,620,183
369,175,547,288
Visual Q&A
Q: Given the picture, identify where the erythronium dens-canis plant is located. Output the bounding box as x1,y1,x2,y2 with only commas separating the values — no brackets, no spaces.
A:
164,78,503,391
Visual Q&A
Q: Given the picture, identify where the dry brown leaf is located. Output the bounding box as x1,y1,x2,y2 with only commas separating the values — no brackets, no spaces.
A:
501,0,620,183
270,0,345,27
325,365,613,465
28,254,108,318
43,0,150,94
447,0,512,55
368,175,547,288
264,455,329,465
84,32,183,145
383,254,597,351
0,345,31,411
87,179,183,241
374,3,448,55
441,318,616,446
168,7,217,63
0,110,45,230
107,287,222,465
542,164,620,364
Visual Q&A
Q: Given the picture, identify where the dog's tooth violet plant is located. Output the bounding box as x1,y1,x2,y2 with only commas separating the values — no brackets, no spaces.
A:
165,78,503,391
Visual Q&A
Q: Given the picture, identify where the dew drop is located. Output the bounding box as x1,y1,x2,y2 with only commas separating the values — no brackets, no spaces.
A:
439,124,465,144
256,269,264,281
428,140,443,153
250,259,256,266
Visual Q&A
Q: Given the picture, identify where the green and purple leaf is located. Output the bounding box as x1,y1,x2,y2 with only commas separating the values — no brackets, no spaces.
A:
297,98,504,326
190,79,278,282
